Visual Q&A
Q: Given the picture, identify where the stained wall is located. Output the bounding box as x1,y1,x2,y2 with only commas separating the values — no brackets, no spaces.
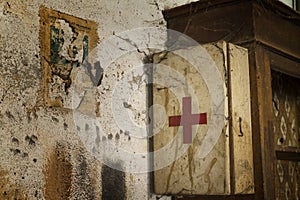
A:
0,0,200,199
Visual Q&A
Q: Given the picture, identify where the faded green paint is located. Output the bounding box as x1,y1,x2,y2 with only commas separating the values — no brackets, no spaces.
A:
50,25,65,64
49,25,89,66
83,35,89,62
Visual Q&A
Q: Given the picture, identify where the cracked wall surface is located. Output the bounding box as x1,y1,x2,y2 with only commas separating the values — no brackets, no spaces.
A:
0,0,200,199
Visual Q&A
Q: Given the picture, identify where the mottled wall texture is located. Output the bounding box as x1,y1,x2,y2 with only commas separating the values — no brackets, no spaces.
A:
0,0,199,199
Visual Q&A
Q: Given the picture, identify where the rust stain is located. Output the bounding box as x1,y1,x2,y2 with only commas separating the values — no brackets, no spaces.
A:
165,95,177,192
129,174,134,183
0,168,28,199
187,145,195,190
183,67,189,95
43,143,72,200
205,158,217,193
165,154,176,192
95,101,100,117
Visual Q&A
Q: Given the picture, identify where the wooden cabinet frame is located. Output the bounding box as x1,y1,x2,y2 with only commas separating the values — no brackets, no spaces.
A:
163,0,300,199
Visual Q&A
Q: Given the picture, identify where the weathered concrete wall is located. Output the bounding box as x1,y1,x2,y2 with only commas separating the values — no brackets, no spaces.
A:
0,0,199,199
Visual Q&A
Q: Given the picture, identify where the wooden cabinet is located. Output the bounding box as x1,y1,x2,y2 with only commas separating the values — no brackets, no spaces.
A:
152,42,254,195
160,0,300,199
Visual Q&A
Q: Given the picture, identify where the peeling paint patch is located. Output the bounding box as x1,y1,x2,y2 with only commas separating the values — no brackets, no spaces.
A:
39,6,98,108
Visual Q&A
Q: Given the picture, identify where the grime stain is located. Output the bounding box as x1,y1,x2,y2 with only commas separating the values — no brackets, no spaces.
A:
187,145,195,190
44,143,72,200
202,158,218,194
72,153,96,199
0,168,28,199
102,163,126,200
25,135,37,146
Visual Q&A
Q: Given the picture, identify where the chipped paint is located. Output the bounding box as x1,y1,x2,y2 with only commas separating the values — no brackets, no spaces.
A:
39,6,99,108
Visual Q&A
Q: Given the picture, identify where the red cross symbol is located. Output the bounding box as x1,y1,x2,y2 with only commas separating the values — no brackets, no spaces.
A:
169,97,207,144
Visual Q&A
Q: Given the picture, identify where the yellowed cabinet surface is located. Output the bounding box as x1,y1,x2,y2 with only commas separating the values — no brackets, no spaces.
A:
152,42,254,195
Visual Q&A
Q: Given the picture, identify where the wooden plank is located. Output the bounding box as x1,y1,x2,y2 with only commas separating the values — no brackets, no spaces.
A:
228,43,254,194
165,1,254,45
244,43,265,200
253,3,300,59
164,0,300,60
177,194,255,200
152,42,230,195
163,0,246,19
268,49,300,78
276,151,300,161
254,45,276,200
275,146,300,154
